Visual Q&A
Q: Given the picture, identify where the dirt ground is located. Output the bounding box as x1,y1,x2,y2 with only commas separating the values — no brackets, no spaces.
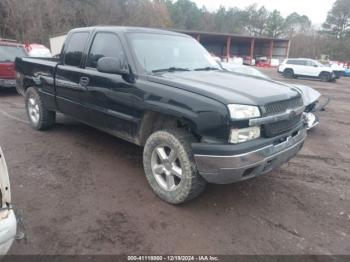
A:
0,68,349,255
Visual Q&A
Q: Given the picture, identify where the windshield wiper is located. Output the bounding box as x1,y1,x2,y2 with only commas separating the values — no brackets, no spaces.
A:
194,66,220,71
152,67,190,73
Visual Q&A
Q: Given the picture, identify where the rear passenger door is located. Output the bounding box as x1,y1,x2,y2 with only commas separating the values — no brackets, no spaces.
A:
80,32,137,142
55,31,90,121
296,60,309,76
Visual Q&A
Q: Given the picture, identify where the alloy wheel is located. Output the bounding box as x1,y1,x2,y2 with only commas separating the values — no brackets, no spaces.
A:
28,96,40,124
150,145,183,191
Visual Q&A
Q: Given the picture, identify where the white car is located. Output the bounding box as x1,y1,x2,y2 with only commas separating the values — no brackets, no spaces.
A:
221,62,328,130
25,44,52,58
278,58,336,82
0,147,17,254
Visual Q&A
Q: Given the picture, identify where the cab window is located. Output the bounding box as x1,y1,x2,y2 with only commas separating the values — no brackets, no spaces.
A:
86,33,124,68
64,32,89,67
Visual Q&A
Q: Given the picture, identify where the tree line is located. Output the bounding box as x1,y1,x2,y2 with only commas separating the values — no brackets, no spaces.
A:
0,0,349,60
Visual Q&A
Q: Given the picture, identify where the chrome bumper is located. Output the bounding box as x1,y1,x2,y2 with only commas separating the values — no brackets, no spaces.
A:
194,129,307,184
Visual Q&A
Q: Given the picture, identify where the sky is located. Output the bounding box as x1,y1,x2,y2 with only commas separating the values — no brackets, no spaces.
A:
192,0,336,25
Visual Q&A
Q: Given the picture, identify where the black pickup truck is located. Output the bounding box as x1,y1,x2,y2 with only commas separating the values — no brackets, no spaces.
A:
15,27,307,204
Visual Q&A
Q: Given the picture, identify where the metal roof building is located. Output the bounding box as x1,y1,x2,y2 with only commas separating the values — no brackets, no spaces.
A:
175,29,290,63
49,27,290,63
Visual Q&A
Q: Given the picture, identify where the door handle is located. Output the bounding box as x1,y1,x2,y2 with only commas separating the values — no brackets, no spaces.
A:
79,77,90,86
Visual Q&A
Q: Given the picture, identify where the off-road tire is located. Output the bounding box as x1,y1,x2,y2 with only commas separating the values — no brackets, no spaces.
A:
143,129,207,204
25,87,56,130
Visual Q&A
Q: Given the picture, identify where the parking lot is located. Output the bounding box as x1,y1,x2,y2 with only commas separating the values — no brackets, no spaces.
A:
0,68,349,255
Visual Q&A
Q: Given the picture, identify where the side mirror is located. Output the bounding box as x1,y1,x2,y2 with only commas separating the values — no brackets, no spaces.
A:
313,64,318,67
97,56,130,75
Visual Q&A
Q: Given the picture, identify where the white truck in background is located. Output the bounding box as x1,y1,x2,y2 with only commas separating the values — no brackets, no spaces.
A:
49,34,66,56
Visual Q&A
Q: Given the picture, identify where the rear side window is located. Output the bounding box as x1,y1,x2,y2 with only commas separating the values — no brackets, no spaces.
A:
86,33,124,68
64,32,89,67
287,60,297,65
287,60,305,65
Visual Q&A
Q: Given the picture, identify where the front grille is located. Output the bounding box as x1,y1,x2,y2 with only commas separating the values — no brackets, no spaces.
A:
263,114,302,137
261,96,304,137
262,96,303,116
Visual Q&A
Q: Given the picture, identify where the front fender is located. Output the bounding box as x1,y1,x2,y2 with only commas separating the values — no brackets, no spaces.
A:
134,79,230,142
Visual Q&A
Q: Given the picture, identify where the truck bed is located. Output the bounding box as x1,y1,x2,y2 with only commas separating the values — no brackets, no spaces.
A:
15,57,59,78
15,57,59,109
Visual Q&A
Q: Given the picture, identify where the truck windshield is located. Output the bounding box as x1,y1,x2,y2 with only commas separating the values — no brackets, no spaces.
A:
0,45,27,62
128,33,220,73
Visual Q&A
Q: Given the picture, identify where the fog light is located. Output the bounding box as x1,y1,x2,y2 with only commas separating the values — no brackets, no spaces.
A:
230,126,261,144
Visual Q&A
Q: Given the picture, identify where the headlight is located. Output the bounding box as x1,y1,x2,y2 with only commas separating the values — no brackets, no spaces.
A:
229,126,261,144
228,104,261,120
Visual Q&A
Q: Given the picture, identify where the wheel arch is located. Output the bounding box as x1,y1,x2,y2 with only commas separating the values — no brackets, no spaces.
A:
16,75,35,96
137,111,200,146
319,71,331,76
284,68,294,73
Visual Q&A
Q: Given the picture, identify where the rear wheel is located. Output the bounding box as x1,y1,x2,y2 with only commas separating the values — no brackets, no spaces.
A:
143,129,206,204
25,87,56,130
283,69,294,78
319,72,331,82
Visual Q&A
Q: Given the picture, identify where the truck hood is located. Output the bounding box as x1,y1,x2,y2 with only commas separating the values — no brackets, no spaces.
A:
270,79,321,106
148,71,300,105
287,84,321,106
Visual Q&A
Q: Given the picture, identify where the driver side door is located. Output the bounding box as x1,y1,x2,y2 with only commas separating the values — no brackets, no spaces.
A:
80,32,138,142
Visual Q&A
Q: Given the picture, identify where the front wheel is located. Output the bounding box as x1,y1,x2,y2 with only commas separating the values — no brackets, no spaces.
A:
143,129,206,204
319,72,331,82
283,69,294,78
25,87,56,130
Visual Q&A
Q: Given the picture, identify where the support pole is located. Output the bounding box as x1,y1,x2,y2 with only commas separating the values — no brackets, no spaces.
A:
226,36,232,61
269,40,274,60
250,39,255,64
285,40,291,58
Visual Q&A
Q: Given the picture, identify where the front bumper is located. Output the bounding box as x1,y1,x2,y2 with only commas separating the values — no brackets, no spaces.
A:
194,128,306,184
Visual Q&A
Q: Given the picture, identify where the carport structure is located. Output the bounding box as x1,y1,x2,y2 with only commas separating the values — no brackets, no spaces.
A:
176,29,290,63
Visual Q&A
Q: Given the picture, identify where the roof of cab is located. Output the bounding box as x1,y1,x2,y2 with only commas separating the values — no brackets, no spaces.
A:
69,26,190,37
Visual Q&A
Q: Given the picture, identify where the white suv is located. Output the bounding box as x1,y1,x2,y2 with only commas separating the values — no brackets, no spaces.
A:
278,58,336,82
